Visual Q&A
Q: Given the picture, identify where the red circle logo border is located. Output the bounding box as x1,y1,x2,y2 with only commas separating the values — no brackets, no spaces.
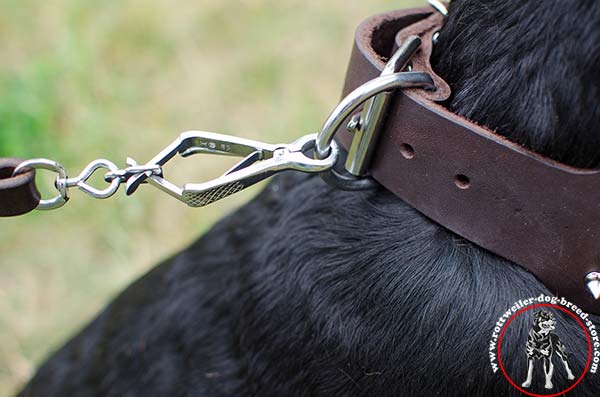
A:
497,303,592,397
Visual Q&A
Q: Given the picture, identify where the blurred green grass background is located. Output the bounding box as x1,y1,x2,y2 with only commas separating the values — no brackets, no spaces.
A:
0,0,420,394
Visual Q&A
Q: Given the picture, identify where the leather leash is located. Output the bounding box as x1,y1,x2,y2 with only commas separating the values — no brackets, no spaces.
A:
0,158,40,216
1,5,598,314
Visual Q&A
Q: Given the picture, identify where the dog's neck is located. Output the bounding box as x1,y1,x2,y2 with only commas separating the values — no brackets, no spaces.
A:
432,0,600,168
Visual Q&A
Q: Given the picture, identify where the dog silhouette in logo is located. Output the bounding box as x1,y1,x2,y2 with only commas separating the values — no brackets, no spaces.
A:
521,311,575,389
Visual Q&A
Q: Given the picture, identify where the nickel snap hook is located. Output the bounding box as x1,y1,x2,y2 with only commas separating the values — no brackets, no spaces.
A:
125,131,338,207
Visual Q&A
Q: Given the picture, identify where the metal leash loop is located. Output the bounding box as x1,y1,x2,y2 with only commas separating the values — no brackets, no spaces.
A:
58,159,121,200
12,158,161,210
13,159,69,210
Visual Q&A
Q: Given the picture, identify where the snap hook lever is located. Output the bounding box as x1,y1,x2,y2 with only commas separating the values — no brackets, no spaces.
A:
125,131,338,207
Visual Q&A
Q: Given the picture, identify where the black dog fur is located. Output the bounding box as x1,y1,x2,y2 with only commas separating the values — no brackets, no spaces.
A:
19,0,600,396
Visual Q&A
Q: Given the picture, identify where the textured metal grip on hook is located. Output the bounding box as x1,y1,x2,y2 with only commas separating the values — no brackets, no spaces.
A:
130,132,339,207
182,181,245,207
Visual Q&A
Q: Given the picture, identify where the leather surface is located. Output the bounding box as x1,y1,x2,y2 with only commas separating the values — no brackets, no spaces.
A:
338,6,600,314
0,158,40,217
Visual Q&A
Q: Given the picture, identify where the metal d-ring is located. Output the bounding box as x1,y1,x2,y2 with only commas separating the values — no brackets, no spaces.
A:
428,0,449,17
314,55,434,191
345,36,423,177
315,72,434,160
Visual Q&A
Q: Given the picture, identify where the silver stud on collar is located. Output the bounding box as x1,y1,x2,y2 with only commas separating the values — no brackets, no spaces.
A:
586,272,600,300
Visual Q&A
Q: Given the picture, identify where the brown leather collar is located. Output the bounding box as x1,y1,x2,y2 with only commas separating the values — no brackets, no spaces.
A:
337,6,600,314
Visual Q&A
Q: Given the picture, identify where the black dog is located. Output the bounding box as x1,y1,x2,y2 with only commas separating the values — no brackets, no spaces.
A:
521,311,575,390
19,1,600,396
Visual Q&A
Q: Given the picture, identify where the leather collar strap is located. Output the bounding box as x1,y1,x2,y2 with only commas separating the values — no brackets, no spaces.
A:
337,6,600,314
